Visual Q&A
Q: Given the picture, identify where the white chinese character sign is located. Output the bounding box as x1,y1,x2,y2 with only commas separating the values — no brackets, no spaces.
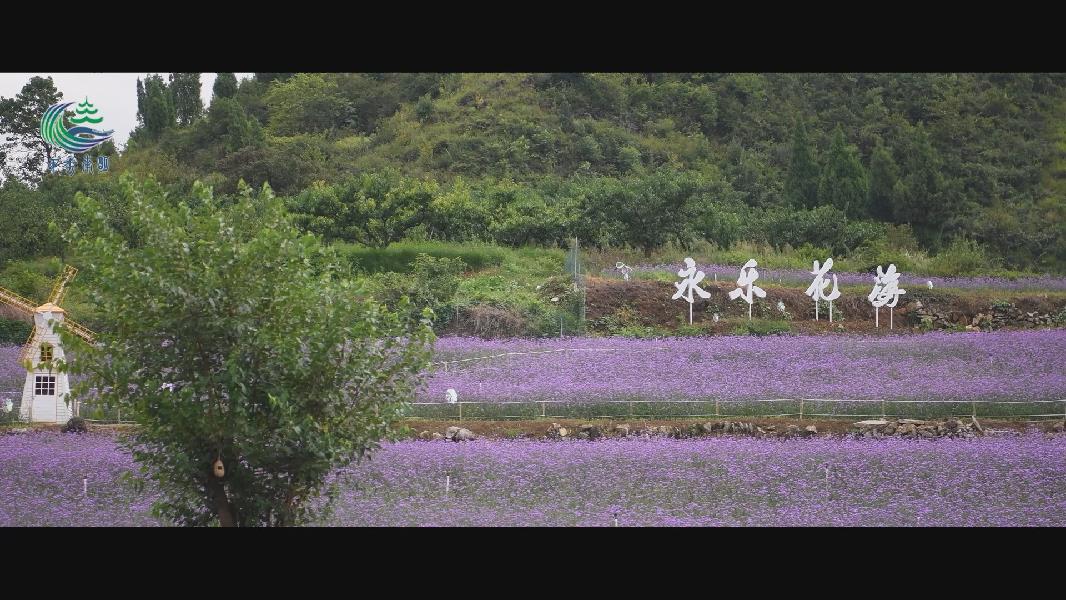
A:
616,262,633,282
868,264,906,328
672,257,711,324
805,258,841,322
728,259,766,321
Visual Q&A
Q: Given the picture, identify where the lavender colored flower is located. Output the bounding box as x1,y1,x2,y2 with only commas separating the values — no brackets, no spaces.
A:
425,330,1066,405
4,433,1064,526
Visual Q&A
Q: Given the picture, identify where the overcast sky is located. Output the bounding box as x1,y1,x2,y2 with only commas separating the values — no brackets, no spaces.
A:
0,73,254,150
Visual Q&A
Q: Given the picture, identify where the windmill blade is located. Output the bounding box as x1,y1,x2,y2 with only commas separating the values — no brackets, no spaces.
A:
62,318,96,344
48,265,78,305
17,328,40,366
0,285,37,315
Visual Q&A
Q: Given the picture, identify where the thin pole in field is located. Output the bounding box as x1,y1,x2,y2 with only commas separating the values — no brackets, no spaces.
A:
83,477,87,496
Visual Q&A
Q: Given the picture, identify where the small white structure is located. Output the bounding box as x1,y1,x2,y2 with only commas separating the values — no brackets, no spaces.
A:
868,264,907,329
615,262,633,282
0,266,95,423
805,258,841,322
728,259,766,321
19,304,73,423
672,257,711,325
446,388,458,404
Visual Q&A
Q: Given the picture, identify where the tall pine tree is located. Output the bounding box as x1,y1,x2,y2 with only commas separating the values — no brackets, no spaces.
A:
213,73,239,100
136,77,146,125
867,141,899,222
784,120,819,208
818,125,869,218
169,73,203,126
893,123,958,246
143,74,176,138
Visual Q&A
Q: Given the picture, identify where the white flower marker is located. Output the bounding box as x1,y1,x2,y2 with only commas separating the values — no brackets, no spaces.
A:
868,264,907,329
672,257,711,325
728,259,766,321
805,258,841,322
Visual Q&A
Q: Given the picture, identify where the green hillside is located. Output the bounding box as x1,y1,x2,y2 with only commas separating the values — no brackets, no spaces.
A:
3,73,1065,273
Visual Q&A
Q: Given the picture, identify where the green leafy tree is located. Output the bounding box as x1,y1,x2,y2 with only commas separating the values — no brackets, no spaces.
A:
287,171,436,246
142,74,176,139
0,76,64,182
784,120,819,209
867,142,899,221
372,253,466,327
893,123,958,245
169,73,203,126
0,178,63,263
263,73,350,136
212,73,239,100
64,176,434,527
136,78,146,125
205,97,263,153
818,125,869,218
583,168,704,256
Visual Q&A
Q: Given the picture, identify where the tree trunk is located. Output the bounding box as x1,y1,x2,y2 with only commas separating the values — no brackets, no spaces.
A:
207,478,237,527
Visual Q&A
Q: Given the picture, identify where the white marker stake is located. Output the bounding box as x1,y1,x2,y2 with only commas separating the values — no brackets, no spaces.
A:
815,298,819,321
829,300,834,323
83,477,87,496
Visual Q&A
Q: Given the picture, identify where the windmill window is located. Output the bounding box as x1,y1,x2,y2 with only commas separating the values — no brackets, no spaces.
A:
34,375,56,396
39,343,53,362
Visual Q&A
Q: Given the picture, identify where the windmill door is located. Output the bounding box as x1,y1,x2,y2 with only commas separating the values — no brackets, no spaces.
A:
32,375,58,423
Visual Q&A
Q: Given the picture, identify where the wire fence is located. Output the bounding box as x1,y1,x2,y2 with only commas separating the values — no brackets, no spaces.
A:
408,397,1066,423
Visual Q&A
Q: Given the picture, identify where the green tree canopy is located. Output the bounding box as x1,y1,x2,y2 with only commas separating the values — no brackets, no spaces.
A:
64,176,434,526
784,120,819,209
868,141,899,222
0,76,63,182
212,73,239,100
169,73,203,126
141,74,176,139
818,125,869,218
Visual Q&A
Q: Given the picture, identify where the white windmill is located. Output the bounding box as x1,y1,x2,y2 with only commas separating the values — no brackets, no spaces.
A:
0,266,95,423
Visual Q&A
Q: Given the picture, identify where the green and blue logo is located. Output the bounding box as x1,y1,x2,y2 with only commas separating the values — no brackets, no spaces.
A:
40,98,114,153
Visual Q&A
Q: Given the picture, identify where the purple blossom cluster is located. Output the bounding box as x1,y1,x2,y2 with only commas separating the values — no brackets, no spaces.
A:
610,262,1066,291
323,435,1066,526
0,432,160,527
427,330,1066,404
4,432,1064,526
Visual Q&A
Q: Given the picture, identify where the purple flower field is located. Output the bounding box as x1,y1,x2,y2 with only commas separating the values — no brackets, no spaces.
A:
0,432,160,527
3,432,1064,526
427,330,1066,405
608,262,1066,291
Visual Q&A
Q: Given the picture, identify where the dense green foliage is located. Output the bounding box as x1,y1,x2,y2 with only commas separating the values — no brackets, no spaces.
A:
64,176,435,526
4,73,1066,272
